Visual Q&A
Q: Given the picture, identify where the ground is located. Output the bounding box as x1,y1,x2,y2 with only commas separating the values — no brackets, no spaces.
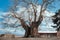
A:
0,37,60,40
0,34,60,40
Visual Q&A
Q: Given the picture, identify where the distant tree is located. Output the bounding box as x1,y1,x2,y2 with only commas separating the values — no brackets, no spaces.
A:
52,9,60,31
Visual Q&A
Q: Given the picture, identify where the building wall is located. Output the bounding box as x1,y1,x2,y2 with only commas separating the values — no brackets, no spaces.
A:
39,33,57,38
57,31,60,38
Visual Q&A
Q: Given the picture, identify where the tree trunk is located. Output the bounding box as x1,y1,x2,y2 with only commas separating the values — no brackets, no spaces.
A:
24,27,31,37
31,27,38,37
30,22,39,37
24,22,39,37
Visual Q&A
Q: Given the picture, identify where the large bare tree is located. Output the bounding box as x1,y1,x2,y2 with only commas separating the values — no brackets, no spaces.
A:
9,0,56,37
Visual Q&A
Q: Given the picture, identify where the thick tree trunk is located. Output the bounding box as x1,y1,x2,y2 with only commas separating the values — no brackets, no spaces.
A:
24,22,39,37
24,28,39,37
24,27,31,37
31,27,38,37
30,22,39,37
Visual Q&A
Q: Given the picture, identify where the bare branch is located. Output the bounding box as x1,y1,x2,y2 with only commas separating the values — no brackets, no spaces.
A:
31,3,37,22
9,0,30,31
37,0,54,26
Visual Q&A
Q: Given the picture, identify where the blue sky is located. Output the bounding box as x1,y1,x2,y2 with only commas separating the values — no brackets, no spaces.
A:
0,0,11,12
0,0,60,12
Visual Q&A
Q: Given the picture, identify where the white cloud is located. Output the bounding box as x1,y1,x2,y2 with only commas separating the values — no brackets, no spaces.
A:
43,11,55,17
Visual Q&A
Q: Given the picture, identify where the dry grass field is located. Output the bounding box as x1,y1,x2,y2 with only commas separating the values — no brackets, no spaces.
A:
0,37,60,40
0,34,60,40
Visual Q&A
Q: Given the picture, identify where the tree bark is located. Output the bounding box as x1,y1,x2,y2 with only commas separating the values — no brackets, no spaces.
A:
24,22,39,37
24,27,31,37
30,22,39,37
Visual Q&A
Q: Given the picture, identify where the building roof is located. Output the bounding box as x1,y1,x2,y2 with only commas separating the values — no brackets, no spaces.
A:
38,31,57,33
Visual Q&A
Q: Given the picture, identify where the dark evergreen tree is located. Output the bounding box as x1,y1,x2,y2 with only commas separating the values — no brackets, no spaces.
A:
52,9,60,31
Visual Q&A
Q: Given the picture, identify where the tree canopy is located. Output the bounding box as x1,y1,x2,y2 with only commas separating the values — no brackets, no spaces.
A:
52,9,60,31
